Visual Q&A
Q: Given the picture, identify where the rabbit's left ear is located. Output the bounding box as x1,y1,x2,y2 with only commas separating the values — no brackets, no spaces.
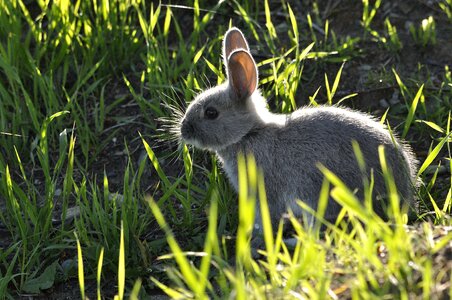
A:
223,27,249,67
227,49,258,101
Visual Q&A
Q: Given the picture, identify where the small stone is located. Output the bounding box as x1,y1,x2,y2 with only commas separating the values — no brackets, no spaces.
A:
64,206,80,221
358,64,372,72
109,193,124,204
399,2,413,14
61,258,75,271
405,21,414,32
379,99,389,108
389,90,400,105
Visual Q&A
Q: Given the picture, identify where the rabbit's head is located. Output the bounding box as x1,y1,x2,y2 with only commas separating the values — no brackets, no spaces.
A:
180,27,265,151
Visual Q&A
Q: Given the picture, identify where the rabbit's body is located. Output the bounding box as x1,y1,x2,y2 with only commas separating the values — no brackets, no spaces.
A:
180,27,418,231
216,102,416,224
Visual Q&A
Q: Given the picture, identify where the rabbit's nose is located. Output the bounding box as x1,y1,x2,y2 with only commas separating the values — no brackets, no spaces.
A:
181,119,194,137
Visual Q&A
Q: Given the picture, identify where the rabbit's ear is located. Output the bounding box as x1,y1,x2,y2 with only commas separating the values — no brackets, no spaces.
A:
227,50,258,100
223,27,249,67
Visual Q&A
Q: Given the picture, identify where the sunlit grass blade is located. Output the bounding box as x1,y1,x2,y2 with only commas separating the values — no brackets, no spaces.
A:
198,192,219,295
402,84,423,139
150,277,189,298
235,154,256,269
362,0,382,36
75,232,85,300
258,169,274,252
287,3,299,45
428,193,442,220
392,68,410,99
129,278,142,300
331,62,345,101
443,188,451,213
300,42,315,60
97,247,104,300
417,120,445,133
309,86,321,106
432,231,452,254
324,62,345,105
417,133,450,176
141,134,171,187
380,108,389,124
378,145,402,221
264,0,276,39
117,221,125,300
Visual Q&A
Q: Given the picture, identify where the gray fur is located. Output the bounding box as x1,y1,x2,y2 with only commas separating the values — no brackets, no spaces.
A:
180,27,418,229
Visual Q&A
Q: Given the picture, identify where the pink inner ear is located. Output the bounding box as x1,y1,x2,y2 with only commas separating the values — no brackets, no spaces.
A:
234,73,249,99
228,50,257,100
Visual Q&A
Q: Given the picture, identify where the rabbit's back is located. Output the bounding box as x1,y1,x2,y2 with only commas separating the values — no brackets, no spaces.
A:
218,106,417,222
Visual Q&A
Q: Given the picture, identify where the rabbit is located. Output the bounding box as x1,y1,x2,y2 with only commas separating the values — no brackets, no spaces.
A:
179,27,418,241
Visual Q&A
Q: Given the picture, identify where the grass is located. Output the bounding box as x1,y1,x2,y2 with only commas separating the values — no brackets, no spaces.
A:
0,0,451,298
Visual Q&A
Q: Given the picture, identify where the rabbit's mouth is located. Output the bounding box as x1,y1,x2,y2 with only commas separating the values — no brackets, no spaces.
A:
180,123,206,149
182,137,203,149
182,136,220,152
182,134,227,152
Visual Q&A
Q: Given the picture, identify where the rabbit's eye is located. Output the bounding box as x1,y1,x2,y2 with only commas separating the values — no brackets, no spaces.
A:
205,107,218,120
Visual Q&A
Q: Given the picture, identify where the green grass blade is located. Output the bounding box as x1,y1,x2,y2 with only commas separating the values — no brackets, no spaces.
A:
150,277,188,298
118,221,125,300
443,187,451,213
392,68,410,99
236,154,256,269
258,169,274,253
428,193,442,219
417,133,450,176
417,120,445,133
331,62,345,101
402,84,423,138
198,193,219,295
97,247,104,300
287,4,299,45
380,108,389,124
325,73,332,104
75,232,85,300
264,0,276,39
299,42,315,60
378,145,402,221
141,134,171,187
129,278,142,300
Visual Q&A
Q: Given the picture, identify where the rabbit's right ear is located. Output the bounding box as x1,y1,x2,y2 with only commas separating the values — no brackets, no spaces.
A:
227,50,258,101
223,27,249,67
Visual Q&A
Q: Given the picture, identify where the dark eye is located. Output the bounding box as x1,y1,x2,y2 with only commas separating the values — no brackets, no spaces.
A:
204,107,218,120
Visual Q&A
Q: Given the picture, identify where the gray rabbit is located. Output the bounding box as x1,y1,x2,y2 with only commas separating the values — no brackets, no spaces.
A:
179,27,418,235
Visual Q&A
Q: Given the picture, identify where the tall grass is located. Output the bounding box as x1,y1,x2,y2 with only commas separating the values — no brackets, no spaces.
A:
148,153,452,298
